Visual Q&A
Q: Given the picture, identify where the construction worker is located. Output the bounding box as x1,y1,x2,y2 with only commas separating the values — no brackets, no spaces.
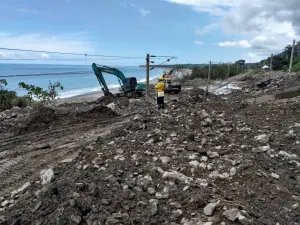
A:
155,76,166,110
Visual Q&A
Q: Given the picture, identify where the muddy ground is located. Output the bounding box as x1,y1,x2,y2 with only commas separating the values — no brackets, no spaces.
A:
1,72,300,225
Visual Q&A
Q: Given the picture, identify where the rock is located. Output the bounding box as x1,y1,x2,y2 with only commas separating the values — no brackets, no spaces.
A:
219,173,230,179
106,103,116,111
195,179,208,187
160,156,171,164
172,209,183,218
278,151,298,160
292,203,299,209
188,154,198,160
40,169,54,185
223,208,240,221
73,192,80,198
238,215,252,225
148,187,156,195
165,138,172,144
169,202,182,209
200,110,209,118
137,175,152,190
69,214,82,224
170,132,177,137
116,149,124,154
230,167,237,177
1,200,9,207
223,208,251,224
11,182,31,197
207,151,219,159
203,118,213,126
271,173,280,179
201,156,208,162
254,134,269,144
11,113,17,118
155,192,169,199
189,160,200,168
32,202,42,213
203,200,220,216
60,158,73,163
209,171,219,179
149,199,159,216
162,171,191,183
199,163,207,169
257,145,271,152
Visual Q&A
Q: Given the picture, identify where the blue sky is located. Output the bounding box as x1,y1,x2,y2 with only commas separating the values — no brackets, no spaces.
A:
0,0,299,65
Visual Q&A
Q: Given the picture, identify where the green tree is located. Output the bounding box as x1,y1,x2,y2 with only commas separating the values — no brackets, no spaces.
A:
19,80,64,103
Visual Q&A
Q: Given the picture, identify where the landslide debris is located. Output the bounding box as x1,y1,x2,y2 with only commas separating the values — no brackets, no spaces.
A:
2,72,300,225
1,86,300,225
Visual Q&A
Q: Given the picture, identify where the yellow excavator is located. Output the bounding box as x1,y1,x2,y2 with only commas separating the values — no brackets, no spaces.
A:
162,71,181,94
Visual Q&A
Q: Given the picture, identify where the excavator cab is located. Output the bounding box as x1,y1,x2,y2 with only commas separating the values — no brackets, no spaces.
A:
124,77,137,92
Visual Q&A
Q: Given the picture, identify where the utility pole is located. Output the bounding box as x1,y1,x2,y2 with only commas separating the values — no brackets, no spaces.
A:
146,54,150,101
205,61,211,96
270,54,273,71
289,39,296,75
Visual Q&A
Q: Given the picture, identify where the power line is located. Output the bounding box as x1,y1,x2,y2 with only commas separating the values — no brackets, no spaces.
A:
0,58,143,61
150,57,175,70
0,47,145,59
0,71,88,78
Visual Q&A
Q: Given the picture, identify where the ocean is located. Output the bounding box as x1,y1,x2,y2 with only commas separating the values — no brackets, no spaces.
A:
0,63,166,98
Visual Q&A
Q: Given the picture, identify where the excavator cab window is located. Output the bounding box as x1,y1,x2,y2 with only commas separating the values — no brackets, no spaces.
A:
124,77,137,90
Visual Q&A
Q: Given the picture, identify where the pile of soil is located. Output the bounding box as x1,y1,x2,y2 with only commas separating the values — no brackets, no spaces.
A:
0,103,118,136
2,86,300,225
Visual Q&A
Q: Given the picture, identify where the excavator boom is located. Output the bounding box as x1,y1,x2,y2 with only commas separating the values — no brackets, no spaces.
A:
92,63,128,96
92,63,145,97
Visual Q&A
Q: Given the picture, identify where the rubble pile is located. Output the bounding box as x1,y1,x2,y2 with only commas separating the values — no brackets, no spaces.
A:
0,103,118,139
1,87,300,225
241,73,300,95
0,106,33,139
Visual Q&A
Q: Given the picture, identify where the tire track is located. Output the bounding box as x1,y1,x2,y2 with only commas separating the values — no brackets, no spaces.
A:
0,117,131,197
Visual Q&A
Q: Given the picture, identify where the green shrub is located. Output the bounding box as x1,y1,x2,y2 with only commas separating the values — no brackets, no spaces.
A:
12,96,30,108
292,61,300,72
0,90,17,111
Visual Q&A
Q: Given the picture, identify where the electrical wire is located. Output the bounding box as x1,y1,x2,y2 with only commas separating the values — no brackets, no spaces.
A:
0,47,145,59
150,57,175,70
0,71,88,78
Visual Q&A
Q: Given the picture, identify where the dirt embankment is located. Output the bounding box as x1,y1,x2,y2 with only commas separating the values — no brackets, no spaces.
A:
1,73,300,225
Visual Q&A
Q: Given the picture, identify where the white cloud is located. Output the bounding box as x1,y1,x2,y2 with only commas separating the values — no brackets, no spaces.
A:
0,32,94,60
165,0,300,58
195,23,218,35
218,40,251,48
40,53,50,59
124,3,150,17
16,8,41,14
140,8,150,17
245,52,269,63
194,41,204,45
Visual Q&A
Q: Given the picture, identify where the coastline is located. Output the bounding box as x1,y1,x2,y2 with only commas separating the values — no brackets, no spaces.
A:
57,76,160,104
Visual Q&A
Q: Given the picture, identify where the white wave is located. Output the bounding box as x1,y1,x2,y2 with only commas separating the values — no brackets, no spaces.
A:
138,74,160,83
59,83,119,99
